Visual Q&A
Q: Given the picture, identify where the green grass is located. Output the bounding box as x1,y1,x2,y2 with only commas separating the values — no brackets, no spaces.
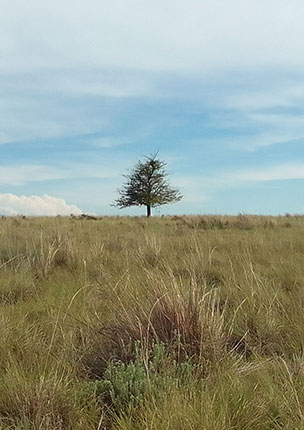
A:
0,214,303,428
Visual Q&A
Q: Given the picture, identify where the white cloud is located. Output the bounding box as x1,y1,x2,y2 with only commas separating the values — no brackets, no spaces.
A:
248,113,304,129
0,194,82,216
233,164,304,183
0,161,127,187
223,91,292,112
1,0,304,73
195,163,304,191
174,163,304,195
87,137,132,148
0,93,110,145
242,115,304,150
0,0,304,146
56,73,155,98
0,165,65,185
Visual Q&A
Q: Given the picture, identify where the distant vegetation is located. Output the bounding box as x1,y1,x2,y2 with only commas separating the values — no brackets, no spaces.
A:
114,153,182,217
0,214,303,429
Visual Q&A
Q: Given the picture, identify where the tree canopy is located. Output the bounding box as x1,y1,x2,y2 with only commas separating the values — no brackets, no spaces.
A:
114,153,182,216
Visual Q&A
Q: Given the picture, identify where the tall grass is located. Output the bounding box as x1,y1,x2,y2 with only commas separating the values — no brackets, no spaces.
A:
0,215,303,428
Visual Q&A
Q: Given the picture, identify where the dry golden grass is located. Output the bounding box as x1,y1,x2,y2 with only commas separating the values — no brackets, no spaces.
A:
0,214,303,428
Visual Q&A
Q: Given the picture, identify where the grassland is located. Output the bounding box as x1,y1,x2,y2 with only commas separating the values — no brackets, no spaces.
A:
0,214,303,429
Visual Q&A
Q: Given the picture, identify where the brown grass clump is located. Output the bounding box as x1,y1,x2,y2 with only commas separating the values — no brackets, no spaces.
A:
89,273,226,375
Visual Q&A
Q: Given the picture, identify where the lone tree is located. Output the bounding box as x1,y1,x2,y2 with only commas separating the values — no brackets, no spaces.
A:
114,153,182,217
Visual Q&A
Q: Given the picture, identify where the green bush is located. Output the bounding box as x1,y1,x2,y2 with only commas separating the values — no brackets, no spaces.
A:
94,343,197,413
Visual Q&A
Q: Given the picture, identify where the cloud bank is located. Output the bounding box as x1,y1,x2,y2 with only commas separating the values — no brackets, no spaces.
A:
0,0,303,154
1,0,304,73
0,194,82,216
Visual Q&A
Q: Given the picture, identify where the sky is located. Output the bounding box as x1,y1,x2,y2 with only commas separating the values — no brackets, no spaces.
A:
1,0,304,215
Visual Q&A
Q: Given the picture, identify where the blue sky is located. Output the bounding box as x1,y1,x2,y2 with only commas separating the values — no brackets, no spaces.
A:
1,0,304,215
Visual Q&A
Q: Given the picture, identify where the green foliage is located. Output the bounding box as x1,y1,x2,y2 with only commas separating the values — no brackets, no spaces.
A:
94,343,196,413
114,153,182,216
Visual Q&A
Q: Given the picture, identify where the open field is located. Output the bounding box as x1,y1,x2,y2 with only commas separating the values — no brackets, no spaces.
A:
0,214,304,429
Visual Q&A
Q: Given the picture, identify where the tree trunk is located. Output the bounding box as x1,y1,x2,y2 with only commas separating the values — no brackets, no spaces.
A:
146,205,151,217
